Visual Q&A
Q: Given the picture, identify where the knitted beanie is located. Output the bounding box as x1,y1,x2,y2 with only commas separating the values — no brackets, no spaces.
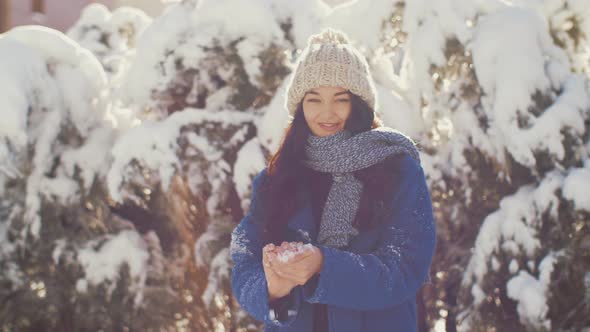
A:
284,28,378,117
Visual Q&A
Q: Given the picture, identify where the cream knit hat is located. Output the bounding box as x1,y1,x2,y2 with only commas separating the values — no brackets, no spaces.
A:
284,28,377,117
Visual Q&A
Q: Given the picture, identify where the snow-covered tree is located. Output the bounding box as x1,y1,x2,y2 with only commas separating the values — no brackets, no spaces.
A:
390,1,590,331
0,26,164,330
120,0,299,118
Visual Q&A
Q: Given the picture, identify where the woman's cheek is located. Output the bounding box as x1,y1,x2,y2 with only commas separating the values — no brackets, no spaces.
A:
306,105,322,119
336,104,352,119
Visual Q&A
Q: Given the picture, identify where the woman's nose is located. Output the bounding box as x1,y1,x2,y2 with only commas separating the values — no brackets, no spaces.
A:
319,101,337,114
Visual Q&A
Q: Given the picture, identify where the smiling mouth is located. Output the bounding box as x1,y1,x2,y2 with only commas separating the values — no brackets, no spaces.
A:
319,123,339,130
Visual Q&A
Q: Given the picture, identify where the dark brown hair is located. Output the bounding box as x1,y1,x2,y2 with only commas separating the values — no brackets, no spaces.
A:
258,93,398,243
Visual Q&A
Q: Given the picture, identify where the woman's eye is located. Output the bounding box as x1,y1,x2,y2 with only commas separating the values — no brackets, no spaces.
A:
306,99,321,103
336,99,350,103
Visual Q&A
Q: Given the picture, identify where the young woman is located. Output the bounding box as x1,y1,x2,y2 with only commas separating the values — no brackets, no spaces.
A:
230,28,436,332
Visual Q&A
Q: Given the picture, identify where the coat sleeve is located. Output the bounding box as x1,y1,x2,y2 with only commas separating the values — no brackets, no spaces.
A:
302,155,437,310
230,169,302,327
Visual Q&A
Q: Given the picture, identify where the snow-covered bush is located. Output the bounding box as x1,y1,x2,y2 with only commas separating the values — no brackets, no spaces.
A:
67,3,151,81
394,1,590,331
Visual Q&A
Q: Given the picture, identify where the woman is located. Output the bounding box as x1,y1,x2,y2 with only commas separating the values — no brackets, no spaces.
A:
230,28,436,332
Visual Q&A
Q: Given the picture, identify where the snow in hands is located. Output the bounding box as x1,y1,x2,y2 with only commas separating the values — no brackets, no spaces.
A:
264,242,315,264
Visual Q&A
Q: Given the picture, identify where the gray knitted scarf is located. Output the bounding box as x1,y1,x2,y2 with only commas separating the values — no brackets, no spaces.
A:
302,127,420,248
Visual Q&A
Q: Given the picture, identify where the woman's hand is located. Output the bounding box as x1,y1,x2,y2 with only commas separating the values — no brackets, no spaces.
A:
262,244,298,302
267,242,324,286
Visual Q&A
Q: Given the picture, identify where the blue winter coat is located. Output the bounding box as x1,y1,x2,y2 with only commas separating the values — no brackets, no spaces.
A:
230,154,436,332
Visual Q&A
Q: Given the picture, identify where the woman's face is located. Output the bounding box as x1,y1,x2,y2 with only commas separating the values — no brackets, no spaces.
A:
302,86,352,137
